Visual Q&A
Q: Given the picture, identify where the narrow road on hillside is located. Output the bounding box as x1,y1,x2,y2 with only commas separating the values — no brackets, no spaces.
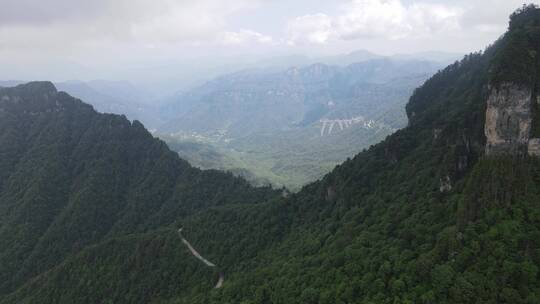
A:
178,228,224,289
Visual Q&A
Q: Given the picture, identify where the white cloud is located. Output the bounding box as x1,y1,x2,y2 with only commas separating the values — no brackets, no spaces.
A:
405,3,463,37
221,30,273,45
286,0,464,45
336,0,411,40
287,13,333,45
0,0,531,82
459,0,523,33
0,0,528,52
0,0,266,50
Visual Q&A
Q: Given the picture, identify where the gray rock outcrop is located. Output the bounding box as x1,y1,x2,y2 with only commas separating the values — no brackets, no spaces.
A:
529,138,540,156
484,83,540,156
439,176,452,192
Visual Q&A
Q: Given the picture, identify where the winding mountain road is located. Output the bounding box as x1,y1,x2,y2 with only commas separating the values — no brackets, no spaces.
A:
178,228,224,289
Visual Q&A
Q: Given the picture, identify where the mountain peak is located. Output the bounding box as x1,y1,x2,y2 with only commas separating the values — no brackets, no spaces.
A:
13,81,57,96
1,81,57,104
0,81,94,115
509,4,540,30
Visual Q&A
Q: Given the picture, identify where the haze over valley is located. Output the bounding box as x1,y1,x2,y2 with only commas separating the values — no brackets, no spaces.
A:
2,51,453,189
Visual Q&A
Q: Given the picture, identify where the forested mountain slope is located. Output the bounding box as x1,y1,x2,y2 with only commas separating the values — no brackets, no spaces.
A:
0,82,278,303
2,5,540,304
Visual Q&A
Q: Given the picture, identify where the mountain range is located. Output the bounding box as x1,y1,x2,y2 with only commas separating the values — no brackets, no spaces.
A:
0,52,453,189
1,5,540,303
159,58,442,189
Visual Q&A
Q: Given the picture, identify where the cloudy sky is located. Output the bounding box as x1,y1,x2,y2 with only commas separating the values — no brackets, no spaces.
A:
0,0,533,83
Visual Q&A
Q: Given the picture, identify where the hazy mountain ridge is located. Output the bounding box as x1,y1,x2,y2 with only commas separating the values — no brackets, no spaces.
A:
54,80,163,129
159,58,441,189
159,59,440,136
1,56,443,190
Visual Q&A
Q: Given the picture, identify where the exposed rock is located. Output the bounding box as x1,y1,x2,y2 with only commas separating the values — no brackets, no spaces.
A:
326,186,336,202
457,155,469,172
485,83,533,155
433,128,442,140
281,188,290,198
439,176,452,192
529,138,540,157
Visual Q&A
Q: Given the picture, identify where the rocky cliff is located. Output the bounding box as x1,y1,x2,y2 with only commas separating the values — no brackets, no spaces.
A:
484,83,539,156
484,4,540,157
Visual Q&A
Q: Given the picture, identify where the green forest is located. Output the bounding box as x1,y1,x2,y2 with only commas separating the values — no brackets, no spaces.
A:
0,4,540,304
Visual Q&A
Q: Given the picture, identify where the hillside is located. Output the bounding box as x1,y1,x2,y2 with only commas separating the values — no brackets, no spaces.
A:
1,5,540,304
0,82,278,302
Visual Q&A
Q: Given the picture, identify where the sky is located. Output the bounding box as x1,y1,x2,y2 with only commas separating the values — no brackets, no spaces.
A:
0,0,535,85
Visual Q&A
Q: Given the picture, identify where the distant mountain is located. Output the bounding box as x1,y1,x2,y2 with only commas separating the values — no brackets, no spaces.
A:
316,50,383,66
159,58,442,189
254,50,460,68
0,80,25,88
0,57,446,190
391,51,463,64
55,80,162,128
83,79,156,106
122,50,457,96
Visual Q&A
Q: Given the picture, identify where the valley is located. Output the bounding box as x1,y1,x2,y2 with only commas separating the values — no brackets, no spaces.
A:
157,59,441,189
1,57,443,190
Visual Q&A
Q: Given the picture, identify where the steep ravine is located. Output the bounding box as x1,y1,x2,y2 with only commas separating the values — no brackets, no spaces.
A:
178,228,224,289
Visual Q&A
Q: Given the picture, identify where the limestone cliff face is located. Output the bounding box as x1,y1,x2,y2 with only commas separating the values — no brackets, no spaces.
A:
484,83,540,156
529,138,540,156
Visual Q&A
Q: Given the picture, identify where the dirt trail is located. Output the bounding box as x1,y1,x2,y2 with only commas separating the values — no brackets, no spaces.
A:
215,272,224,289
178,228,224,289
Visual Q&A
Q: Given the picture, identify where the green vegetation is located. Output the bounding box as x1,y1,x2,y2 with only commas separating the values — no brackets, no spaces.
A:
0,82,278,302
490,4,540,87
3,230,216,304
1,5,540,304
163,122,393,190
163,139,278,188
